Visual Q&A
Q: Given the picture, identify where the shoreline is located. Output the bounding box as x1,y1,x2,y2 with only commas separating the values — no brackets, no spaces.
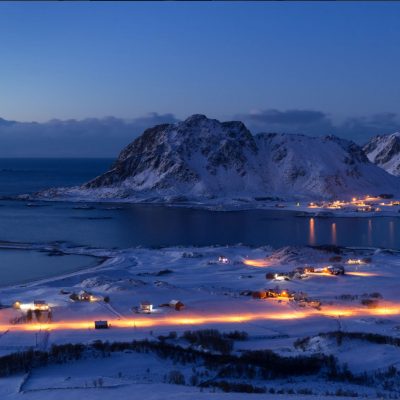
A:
3,194,400,218
0,242,110,290
0,241,398,293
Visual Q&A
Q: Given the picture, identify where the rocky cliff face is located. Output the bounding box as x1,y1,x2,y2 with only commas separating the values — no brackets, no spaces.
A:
363,133,400,176
84,114,265,198
40,115,400,201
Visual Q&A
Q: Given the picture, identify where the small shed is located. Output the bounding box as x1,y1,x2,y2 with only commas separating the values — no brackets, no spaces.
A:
94,320,109,329
169,300,185,311
140,301,153,313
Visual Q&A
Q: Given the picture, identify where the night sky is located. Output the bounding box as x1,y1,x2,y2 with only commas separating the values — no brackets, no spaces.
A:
0,2,399,156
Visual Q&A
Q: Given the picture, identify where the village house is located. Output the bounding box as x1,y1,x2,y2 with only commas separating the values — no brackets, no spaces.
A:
140,301,153,313
309,265,345,276
169,299,185,311
347,258,371,265
327,265,345,275
273,273,290,281
78,290,94,302
266,269,306,281
94,320,109,329
33,300,49,311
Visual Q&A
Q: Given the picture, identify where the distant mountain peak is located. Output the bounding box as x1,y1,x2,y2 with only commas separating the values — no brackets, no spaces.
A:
184,114,209,123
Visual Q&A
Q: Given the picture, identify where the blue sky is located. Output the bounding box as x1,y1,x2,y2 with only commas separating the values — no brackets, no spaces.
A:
0,1,399,156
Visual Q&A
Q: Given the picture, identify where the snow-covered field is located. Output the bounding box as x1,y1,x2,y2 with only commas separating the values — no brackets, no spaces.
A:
1,243,400,398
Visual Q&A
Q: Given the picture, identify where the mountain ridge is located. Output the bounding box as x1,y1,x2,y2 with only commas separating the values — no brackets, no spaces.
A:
37,115,400,202
364,132,400,176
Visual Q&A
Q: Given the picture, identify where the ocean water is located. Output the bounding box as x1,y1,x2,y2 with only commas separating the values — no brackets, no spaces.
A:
0,158,113,196
0,158,400,285
0,249,97,287
0,158,399,249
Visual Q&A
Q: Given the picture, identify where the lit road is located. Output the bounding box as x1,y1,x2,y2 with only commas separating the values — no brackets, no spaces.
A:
1,302,400,332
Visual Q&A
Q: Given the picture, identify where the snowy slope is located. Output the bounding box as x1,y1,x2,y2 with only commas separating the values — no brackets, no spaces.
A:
255,133,400,199
37,115,400,201
2,243,400,398
363,132,400,176
85,114,265,198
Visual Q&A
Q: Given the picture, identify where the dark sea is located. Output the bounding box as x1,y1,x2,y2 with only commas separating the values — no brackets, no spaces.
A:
0,158,399,285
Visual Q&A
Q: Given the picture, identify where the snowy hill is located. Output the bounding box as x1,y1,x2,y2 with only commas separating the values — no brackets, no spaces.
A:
84,114,265,198
255,132,400,199
363,132,400,176
38,115,400,202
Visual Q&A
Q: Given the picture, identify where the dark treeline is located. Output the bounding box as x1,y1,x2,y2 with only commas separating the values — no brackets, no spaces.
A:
2,336,398,394
201,380,266,393
181,329,248,354
0,338,333,380
294,331,400,388
295,331,400,349
0,343,84,376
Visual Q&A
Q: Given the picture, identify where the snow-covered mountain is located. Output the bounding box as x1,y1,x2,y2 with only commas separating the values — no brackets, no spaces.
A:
255,132,399,199
84,114,265,198
39,115,400,202
363,132,400,176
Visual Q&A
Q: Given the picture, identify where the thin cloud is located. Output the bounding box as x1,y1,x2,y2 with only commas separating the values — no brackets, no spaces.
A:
0,113,179,157
238,109,400,144
247,109,327,125
0,110,399,157
238,109,335,137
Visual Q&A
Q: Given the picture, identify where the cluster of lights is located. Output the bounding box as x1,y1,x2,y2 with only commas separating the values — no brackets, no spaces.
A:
346,259,365,265
306,195,398,212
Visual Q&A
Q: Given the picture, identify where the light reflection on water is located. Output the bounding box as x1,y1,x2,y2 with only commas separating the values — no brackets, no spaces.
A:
309,218,315,245
390,220,395,247
0,158,399,250
368,219,373,246
331,222,337,245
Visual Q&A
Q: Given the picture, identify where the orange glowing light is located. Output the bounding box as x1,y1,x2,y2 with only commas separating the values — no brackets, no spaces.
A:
346,271,380,277
331,222,337,245
2,301,400,334
243,259,272,267
307,272,337,278
309,218,315,245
